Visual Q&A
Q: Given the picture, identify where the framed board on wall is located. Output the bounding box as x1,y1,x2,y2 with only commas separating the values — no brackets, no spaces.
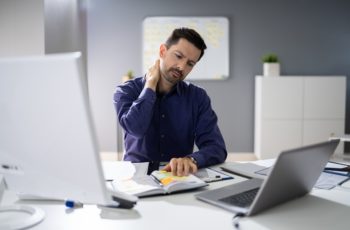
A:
143,17,229,80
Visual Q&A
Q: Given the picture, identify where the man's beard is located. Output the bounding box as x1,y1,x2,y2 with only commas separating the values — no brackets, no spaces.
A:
163,68,184,84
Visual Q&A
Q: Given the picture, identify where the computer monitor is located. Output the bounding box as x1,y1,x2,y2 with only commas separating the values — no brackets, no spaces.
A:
0,52,136,207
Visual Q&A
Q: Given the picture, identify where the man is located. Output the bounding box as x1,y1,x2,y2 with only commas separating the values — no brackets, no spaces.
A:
114,28,227,176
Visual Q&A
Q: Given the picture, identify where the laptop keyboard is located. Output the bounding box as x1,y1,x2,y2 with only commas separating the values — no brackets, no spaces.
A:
219,188,259,207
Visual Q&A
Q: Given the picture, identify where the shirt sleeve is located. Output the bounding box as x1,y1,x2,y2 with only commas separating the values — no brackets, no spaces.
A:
190,89,227,168
114,82,156,138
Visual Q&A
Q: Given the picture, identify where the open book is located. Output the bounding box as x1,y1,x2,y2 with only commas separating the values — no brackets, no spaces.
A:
111,170,207,197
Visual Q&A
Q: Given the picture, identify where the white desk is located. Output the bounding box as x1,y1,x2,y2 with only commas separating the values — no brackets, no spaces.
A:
1,163,350,230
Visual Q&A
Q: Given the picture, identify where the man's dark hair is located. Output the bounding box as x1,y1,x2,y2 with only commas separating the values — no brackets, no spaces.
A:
165,27,207,61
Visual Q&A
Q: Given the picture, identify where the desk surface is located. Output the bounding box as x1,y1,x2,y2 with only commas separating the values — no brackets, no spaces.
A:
1,162,350,230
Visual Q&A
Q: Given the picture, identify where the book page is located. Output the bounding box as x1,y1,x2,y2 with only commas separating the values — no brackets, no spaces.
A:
111,176,164,197
151,171,207,193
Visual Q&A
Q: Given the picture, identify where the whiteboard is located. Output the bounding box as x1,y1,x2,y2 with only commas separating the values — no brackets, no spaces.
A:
142,17,229,80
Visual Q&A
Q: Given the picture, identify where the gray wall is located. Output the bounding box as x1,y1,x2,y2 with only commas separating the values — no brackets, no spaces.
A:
44,0,87,73
87,0,350,153
0,0,44,57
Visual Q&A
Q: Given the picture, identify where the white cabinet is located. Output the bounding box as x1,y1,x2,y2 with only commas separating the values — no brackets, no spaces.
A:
254,76,346,159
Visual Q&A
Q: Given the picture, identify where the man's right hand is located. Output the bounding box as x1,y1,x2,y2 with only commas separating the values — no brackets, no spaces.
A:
162,157,198,177
145,59,160,91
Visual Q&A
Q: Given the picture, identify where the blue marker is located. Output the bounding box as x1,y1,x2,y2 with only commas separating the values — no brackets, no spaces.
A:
65,200,84,208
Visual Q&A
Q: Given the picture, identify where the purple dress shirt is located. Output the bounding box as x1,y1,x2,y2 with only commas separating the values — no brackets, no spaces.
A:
113,76,227,168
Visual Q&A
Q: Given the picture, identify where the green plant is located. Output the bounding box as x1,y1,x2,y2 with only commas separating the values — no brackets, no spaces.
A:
122,70,134,83
126,70,134,77
262,54,279,63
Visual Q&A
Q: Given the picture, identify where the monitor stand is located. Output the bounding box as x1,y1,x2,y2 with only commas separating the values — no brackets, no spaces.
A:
0,176,45,230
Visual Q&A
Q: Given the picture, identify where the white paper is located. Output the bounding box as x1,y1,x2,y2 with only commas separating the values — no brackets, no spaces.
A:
315,172,349,190
102,161,136,181
133,162,149,177
329,135,350,142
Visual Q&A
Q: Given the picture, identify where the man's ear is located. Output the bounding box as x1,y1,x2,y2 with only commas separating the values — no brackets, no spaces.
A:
159,44,167,58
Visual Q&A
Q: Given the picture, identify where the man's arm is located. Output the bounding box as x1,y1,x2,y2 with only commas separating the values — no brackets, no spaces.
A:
191,89,227,168
163,88,227,176
113,60,160,137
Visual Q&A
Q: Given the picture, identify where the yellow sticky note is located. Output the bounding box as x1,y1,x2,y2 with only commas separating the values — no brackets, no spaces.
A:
160,177,174,186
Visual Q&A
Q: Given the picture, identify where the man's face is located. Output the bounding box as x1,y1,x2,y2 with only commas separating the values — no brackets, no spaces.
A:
159,38,201,85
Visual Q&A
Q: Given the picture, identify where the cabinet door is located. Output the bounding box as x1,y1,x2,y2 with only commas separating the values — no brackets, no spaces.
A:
304,77,346,119
260,77,303,119
258,120,303,159
303,119,345,154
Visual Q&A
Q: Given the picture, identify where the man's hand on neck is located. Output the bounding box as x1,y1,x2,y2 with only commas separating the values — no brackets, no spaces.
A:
145,59,174,94
145,59,161,92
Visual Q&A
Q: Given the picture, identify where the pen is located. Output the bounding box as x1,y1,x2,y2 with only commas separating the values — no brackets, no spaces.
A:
203,177,222,183
207,167,234,181
324,166,350,172
65,200,84,208
150,174,164,187
232,212,245,229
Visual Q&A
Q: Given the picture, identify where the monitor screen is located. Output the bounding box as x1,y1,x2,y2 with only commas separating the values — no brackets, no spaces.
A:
0,52,116,205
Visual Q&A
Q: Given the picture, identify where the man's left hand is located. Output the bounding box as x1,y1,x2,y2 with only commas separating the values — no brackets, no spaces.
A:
162,157,198,177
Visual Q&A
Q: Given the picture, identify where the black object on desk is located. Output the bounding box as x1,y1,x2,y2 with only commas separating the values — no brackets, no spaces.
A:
324,165,350,172
147,161,160,175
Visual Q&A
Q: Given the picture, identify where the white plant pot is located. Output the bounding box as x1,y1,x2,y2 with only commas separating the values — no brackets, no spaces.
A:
263,63,280,77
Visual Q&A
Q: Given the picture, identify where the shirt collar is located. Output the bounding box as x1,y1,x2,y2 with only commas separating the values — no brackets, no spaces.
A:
175,81,185,96
140,76,185,96
167,81,185,96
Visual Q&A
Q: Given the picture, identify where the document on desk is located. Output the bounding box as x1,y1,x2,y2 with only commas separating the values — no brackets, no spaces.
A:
222,161,350,190
329,135,350,142
316,162,350,190
194,167,233,183
221,162,267,179
315,172,349,189
251,162,350,190
254,167,349,190
102,161,136,181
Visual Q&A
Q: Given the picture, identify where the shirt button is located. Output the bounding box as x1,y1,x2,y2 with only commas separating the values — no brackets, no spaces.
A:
161,114,165,118
161,134,165,138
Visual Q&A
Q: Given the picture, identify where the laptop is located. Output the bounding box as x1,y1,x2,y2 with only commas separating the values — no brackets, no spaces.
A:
0,52,137,208
195,140,339,216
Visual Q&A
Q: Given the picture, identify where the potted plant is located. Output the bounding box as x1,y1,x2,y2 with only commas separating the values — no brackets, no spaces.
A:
122,70,134,83
262,54,280,77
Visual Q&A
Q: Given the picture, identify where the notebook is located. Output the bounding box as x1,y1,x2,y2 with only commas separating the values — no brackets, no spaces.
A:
112,170,207,197
195,140,340,216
